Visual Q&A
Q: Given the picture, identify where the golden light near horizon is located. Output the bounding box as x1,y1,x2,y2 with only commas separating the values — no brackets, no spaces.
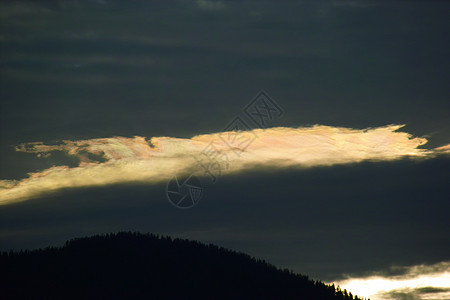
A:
0,124,448,205
334,261,450,300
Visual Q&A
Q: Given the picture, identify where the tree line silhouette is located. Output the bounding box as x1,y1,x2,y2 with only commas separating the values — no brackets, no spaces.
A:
0,232,368,299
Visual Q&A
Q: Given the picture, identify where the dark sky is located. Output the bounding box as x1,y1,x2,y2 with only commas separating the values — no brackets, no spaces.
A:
0,0,449,298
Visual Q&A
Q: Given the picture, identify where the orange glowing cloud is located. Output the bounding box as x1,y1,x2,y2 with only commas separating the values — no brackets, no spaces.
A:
0,125,448,205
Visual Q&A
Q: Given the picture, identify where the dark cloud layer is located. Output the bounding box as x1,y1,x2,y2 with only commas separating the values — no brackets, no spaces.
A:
1,0,449,147
1,157,448,282
0,1,449,297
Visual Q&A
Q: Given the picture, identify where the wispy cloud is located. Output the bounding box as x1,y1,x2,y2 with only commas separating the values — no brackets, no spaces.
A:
334,261,450,300
0,125,448,205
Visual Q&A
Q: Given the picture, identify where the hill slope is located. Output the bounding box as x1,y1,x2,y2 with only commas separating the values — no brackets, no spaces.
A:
0,232,363,299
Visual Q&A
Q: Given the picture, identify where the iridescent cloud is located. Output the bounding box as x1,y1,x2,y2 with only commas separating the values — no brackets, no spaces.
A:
0,124,448,205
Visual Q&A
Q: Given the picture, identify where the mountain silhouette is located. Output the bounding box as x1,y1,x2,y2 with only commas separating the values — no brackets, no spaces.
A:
0,232,366,299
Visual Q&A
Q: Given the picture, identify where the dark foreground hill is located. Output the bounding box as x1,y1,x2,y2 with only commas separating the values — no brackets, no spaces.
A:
0,232,363,300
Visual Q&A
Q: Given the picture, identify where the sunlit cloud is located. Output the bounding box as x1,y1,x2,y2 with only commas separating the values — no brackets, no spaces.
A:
334,261,450,300
0,124,448,205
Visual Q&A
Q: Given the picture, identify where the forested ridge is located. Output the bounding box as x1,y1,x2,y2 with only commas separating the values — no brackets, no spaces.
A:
0,232,367,299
